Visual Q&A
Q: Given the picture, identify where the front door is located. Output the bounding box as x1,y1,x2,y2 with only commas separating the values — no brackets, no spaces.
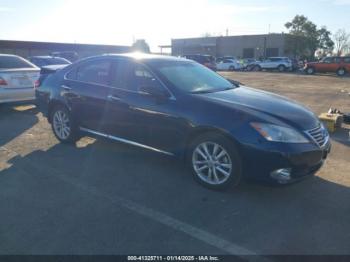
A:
103,60,183,154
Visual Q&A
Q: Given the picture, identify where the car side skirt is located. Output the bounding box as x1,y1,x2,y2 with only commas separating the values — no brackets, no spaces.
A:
79,127,175,156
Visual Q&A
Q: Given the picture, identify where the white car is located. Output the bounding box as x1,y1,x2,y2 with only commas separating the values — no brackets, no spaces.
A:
252,57,292,72
216,58,242,71
0,54,40,103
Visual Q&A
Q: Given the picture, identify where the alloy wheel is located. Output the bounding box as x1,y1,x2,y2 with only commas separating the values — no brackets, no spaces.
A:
53,110,71,140
192,142,233,185
338,69,345,76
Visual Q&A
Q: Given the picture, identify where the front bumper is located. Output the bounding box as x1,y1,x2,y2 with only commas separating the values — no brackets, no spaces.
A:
241,139,331,184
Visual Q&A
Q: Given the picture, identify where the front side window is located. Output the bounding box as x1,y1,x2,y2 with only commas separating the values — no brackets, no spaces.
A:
323,57,334,63
149,61,235,94
69,60,111,85
110,60,163,93
131,64,162,92
344,57,350,63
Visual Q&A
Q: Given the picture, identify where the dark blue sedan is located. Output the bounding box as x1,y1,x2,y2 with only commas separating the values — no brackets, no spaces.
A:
35,53,331,190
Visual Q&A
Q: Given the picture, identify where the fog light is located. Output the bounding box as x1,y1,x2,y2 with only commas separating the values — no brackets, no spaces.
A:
271,168,292,184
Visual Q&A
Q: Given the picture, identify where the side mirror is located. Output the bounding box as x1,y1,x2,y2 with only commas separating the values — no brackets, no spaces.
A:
226,78,242,87
139,84,169,98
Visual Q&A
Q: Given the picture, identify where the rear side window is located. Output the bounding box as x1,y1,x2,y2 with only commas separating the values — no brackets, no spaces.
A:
344,57,350,63
0,56,35,69
67,60,111,86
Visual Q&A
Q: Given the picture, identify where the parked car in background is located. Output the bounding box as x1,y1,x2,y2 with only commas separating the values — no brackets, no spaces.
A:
28,56,71,69
216,58,242,71
36,64,69,89
217,56,236,62
304,56,350,76
241,58,258,71
36,53,331,190
182,54,217,71
252,57,292,72
0,54,40,103
50,51,79,62
290,59,301,71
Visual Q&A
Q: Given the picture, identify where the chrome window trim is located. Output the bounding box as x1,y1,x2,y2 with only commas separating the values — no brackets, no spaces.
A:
80,127,175,156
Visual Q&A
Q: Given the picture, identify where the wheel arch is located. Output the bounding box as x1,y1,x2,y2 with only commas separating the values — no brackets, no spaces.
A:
184,126,241,160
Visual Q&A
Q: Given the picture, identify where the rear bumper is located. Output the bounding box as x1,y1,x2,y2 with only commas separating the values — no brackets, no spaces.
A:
241,140,331,184
0,88,35,103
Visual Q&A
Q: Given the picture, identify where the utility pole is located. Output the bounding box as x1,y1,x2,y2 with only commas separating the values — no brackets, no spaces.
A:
226,28,229,37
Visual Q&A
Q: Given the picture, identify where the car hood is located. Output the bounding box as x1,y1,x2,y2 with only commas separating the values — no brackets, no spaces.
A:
197,86,319,130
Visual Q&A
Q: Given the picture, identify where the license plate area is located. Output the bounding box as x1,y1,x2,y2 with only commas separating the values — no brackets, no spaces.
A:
11,76,32,87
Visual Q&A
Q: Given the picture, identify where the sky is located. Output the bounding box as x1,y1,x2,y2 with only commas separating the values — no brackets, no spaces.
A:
0,0,349,52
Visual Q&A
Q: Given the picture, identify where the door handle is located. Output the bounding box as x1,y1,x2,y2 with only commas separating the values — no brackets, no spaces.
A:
107,95,122,102
62,85,72,91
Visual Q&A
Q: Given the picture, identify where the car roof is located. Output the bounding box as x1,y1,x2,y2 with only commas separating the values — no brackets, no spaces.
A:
29,56,60,59
86,53,190,63
0,54,20,57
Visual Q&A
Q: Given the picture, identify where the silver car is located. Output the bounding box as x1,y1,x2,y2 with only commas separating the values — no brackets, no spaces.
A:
0,54,40,103
253,57,292,72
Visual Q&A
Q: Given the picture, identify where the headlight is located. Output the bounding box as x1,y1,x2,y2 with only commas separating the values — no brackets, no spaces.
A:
251,122,309,143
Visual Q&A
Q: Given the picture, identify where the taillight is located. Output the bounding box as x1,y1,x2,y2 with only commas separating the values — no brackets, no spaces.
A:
0,77,8,86
34,80,40,89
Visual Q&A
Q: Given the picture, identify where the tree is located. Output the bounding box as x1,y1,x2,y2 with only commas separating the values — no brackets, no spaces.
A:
284,15,334,59
333,29,350,56
318,27,334,54
131,39,150,53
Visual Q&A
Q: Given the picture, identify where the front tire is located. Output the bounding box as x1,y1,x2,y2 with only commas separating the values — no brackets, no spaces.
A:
187,133,242,190
278,65,286,72
51,105,79,144
229,66,235,71
253,65,262,72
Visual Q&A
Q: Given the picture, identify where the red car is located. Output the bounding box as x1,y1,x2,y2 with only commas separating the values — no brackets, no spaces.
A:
305,56,350,76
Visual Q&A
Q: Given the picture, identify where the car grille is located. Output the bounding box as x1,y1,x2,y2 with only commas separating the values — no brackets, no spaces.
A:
306,125,328,147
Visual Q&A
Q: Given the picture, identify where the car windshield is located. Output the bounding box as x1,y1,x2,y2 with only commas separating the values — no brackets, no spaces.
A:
150,61,236,93
36,57,71,66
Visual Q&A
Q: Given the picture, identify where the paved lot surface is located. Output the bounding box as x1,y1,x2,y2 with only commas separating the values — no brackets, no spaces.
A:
0,72,350,256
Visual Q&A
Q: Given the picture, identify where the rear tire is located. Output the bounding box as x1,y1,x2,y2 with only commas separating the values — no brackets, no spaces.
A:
336,68,346,77
187,133,242,190
51,105,80,144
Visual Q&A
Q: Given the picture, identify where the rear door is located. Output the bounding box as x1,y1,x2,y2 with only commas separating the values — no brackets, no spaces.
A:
318,57,337,72
62,58,114,130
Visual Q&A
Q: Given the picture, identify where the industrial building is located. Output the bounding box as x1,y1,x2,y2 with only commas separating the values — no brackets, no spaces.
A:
0,40,131,61
171,33,287,59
